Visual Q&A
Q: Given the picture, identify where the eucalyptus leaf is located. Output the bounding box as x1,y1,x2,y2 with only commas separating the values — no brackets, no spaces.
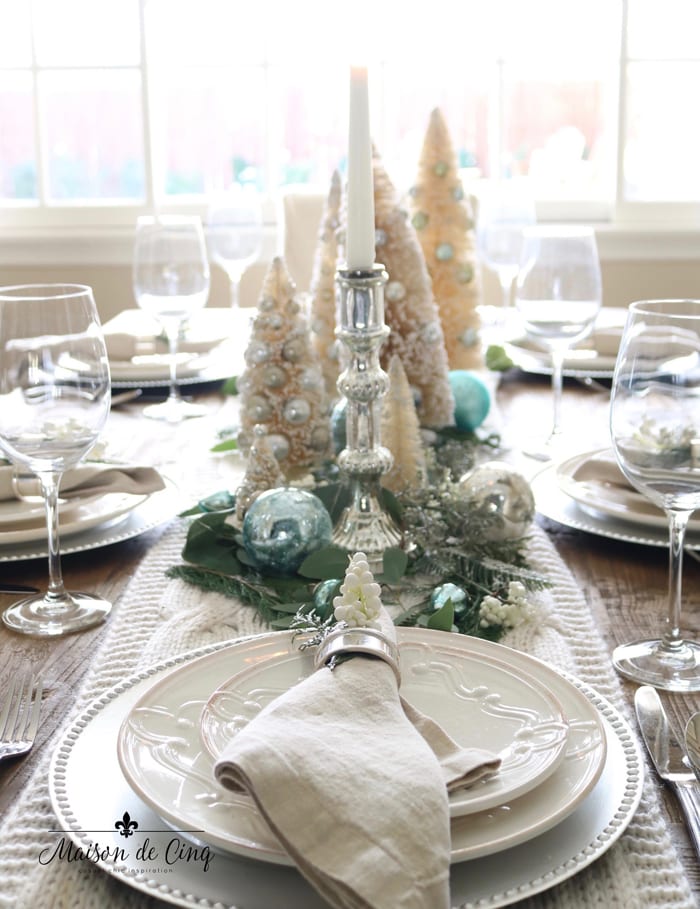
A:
211,438,239,453
311,483,351,522
377,547,408,583
222,376,238,395
427,598,455,632
297,546,350,579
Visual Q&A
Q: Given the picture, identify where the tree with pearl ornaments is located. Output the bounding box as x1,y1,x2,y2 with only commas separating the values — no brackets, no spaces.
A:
237,257,331,476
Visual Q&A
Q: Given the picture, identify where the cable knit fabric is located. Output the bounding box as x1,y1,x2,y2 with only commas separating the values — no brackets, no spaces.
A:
0,520,695,909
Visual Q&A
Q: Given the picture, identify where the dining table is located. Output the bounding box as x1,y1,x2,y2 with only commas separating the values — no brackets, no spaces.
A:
0,365,698,909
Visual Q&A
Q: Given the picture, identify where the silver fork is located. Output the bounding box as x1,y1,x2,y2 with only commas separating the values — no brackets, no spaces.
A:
0,672,43,761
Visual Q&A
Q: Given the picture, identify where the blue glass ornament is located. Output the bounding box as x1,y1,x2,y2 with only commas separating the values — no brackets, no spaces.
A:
431,583,467,615
330,398,347,454
242,487,333,576
313,578,342,617
448,370,491,431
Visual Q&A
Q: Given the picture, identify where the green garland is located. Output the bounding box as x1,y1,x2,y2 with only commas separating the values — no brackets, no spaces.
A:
168,434,550,641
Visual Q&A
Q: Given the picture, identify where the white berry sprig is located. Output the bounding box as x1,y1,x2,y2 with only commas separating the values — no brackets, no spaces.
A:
332,551,383,629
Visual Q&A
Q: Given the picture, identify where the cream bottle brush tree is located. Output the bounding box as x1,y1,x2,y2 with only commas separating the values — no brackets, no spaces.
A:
371,147,455,429
237,257,331,475
381,355,427,494
309,169,342,400
409,107,483,370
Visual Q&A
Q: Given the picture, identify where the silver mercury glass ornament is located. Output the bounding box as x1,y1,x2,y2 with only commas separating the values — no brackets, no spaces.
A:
332,264,402,571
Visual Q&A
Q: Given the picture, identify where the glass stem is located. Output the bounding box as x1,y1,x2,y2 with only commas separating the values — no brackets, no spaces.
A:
660,509,692,655
40,471,69,607
165,322,183,406
550,347,565,437
230,277,241,309
498,271,513,317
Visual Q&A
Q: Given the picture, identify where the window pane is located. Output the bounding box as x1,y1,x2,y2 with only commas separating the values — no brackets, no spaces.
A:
0,71,36,200
0,1,32,68
271,64,348,187
624,61,700,200
149,66,266,196
33,0,141,67
628,0,700,59
40,69,145,200
504,64,617,199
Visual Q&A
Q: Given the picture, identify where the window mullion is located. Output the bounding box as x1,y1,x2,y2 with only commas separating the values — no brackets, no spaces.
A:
138,0,154,211
615,0,629,209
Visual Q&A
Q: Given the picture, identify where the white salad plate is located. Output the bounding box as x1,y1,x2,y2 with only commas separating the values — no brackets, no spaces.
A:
199,637,570,818
0,491,103,528
117,630,606,864
556,449,700,533
49,631,642,909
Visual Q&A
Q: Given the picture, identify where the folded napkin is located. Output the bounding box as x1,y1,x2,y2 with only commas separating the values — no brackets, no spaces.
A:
569,449,630,490
215,553,500,909
0,462,165,502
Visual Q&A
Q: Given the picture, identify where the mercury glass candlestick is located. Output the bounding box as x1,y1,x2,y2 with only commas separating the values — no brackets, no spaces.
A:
332,264,402,571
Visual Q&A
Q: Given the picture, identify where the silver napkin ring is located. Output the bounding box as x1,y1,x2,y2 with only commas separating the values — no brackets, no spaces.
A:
314,626,401,686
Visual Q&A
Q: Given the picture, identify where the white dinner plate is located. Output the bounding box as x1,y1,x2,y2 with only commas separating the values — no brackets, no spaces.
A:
117,629,606,864
0,478,179,562
556,448,700,533
532,462,700,550
0,490,147,545
49,632,643,909
504,307,627,379
199,639,570,819
0,493,101,528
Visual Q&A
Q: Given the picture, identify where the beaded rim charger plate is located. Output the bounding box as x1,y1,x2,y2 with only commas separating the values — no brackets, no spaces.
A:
49,630,643,909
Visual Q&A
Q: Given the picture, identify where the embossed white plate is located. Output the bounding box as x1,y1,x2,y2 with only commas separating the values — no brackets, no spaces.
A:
49,632,642,908
117,630,606,863
199,638,570,818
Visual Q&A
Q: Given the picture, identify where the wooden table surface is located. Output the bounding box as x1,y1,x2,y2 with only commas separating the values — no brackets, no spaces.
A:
0,374,698,901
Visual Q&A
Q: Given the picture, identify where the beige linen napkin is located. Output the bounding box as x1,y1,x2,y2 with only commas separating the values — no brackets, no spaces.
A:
103,309,231,361
214,573,500,909
0,463,165,502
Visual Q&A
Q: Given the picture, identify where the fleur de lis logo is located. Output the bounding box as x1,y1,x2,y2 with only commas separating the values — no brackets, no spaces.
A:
114,811,139,838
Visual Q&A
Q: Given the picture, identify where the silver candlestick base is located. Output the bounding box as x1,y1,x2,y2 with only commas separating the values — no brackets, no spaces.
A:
332,264,402,572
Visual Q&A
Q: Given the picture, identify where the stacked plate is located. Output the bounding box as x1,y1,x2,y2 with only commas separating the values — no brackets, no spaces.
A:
103,308,249,389
504,307,627,379
532,447,700,549
0,466,178,562
49,628,644,908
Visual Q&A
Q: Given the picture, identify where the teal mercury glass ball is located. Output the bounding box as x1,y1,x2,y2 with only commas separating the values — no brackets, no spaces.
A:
242,487,333,576
330,398,347,453
448,370,491,431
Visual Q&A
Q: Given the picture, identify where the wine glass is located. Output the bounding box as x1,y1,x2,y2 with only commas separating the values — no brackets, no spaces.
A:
610,299,700,690
132,214,211,422
206,184,263,309
0,284,112,636
514,225,602,459
476,179,536,337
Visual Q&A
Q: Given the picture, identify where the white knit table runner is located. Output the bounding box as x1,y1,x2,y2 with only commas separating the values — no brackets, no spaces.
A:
0,519,694,909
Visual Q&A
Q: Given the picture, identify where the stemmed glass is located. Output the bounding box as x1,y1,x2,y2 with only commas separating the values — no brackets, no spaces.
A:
206,184,263,309
477,179,536,336
514,225,602,459
0,284,112,636
610,299,700,691
133,214,211,422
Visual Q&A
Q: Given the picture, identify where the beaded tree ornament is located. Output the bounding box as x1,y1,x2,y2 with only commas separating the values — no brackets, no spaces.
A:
309,170,342,401
234,424,285,524
409,108,483,370
237,257,331,475
372,149,455,428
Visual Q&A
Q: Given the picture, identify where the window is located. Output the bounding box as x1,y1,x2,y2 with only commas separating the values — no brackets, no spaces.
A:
0,0,698,231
